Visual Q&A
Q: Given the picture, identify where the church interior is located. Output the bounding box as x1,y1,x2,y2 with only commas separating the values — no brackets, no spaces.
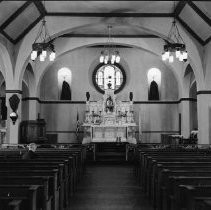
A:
0,1,210,210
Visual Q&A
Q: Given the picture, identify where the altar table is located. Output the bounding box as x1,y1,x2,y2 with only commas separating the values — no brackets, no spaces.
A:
82,123,137,144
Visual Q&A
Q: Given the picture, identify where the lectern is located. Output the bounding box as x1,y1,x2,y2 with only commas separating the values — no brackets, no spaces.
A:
19,119,47,143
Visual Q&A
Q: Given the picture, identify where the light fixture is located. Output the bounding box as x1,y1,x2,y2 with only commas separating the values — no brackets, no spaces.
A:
99,25,120,64
162,2,188,63
31,6,55,62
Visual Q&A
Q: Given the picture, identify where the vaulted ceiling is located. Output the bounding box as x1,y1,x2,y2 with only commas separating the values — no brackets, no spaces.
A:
0,1,210,46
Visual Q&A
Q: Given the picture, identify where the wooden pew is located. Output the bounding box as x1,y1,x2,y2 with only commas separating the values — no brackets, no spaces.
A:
175,185,211,210
0,145,86,210
0,185,39,210
163,176,211,210
0,168,61,210
0,176,51,210
135,147,211,210
152,165,211,207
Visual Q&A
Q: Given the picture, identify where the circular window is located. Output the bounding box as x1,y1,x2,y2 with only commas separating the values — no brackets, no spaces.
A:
92,63,126,94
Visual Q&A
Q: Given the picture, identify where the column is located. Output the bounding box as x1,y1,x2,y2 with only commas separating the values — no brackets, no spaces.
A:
5,91,22,144
180,99,191,138
28,97,40,120
197,92,211,144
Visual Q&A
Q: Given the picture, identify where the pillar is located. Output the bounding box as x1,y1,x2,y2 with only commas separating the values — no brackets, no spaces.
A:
180,99,191,138
197,92,211,144
28,97,40,120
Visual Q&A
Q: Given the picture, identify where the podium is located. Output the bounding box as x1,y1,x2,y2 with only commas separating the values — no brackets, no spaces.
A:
19,119,47,143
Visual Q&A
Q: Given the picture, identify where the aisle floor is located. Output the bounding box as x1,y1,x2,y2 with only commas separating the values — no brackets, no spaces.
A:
68,163,153,210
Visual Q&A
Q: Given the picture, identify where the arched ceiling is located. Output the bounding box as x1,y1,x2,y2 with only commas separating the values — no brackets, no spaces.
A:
0,1,210,46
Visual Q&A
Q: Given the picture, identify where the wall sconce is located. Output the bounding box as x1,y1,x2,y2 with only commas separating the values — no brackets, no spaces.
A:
9,94,20,125
10,112,18,125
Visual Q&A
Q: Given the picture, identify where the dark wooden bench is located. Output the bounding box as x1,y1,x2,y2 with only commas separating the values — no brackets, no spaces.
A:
0,185,39,210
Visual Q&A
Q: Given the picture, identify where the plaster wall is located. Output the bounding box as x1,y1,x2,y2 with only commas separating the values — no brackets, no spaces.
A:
39,47,179,143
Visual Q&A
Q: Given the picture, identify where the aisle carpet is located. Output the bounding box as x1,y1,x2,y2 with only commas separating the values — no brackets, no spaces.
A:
68,163,153,210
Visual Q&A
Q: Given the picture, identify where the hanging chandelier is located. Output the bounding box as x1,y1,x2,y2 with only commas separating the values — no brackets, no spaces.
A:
162,3,188,63
99,25,120,64
31,13,55,62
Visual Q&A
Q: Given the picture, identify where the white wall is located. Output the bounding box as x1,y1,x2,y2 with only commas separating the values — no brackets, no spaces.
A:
37,47,180,143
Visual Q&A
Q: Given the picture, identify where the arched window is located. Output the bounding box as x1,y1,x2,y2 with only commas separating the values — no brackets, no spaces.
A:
147,68,161,100
93,63,126,94
58,68,72,100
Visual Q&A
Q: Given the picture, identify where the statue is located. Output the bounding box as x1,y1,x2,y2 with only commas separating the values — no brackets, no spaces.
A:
86,92,90,101
129,92,133,101
106,96,114,113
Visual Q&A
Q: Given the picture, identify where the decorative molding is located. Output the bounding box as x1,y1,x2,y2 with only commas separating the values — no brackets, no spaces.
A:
134,98,197,104
46,130,83,134
46,130,179,134
197,90,211,95
22,97,197,104
47,12,174,18
179,98,197,102
22,97,86,104
6,90,23,94
138,130,180,133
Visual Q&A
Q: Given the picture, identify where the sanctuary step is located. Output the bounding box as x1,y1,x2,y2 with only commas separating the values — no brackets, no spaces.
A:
95,142,126,162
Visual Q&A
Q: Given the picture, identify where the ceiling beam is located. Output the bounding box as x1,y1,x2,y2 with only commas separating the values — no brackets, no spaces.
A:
33,1,47,16
177,16,205,46
47,12,174,18
174,1,187,17
0,30,15,44
14,15,43,44
0,1,32,30
204,36,211,45
188,1,211,27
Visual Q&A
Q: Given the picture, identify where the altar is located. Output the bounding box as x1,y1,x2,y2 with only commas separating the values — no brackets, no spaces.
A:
82,88,137,144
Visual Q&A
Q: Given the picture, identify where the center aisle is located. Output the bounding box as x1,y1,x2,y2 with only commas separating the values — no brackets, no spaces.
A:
68,163,153,210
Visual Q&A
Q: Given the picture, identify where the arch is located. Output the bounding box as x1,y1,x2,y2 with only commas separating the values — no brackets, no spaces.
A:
22,63,36,97
147,68,161,100
15,17,204,93
35,41,183,99
147,68,161,86
58,67,72,100
189,81,198,130
22,81,29,121
0,43,13,89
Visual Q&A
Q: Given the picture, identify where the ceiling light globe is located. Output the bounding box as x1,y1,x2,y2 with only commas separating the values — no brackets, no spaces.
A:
183,51,188,60
49,52,56,61
162,52,167,61
179,54,184,61
115,55,120,63
175,50,180,58
31,51,37,60
42,50,47,58
100,55,104,63
169,55,174,63
165,51,170,59
40,55,45,62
